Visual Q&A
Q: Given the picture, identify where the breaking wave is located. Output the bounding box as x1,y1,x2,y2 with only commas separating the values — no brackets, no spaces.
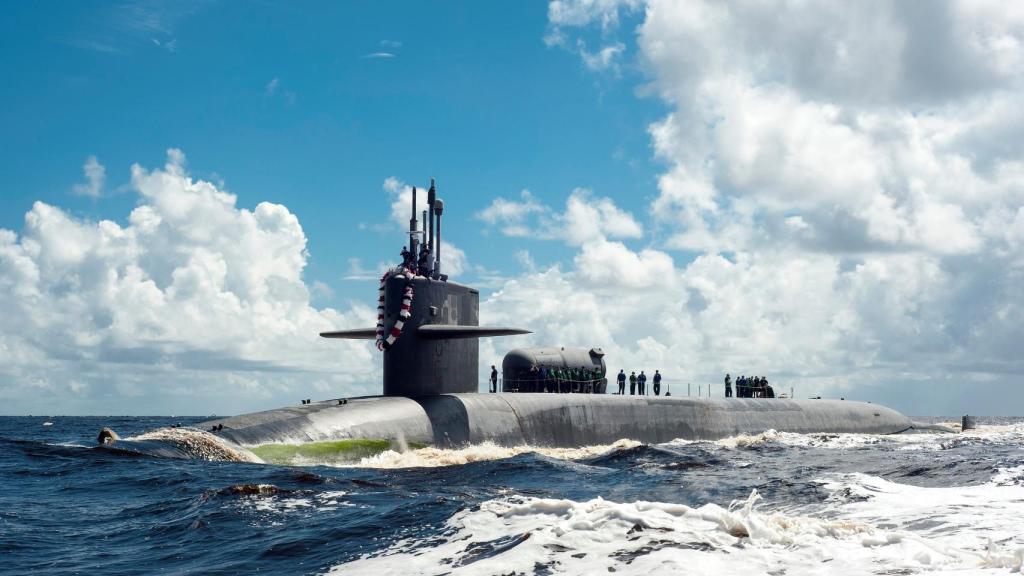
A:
351,439,644,469
127,427,263,463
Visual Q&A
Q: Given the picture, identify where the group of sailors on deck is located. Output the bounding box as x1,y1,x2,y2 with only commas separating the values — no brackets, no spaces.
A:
723,373,775,398
492,364,606,394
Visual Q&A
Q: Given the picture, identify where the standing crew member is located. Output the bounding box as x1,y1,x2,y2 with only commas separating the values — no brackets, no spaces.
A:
653,370,662,396
617,370,626,395
490,365,498,393
629,371,637,395
638,371,647,396
724,373,732,397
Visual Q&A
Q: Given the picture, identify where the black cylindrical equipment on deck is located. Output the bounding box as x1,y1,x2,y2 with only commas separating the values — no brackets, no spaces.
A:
501,347,607,394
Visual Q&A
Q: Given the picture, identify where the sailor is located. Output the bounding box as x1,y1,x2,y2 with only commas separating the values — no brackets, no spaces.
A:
629,371,637,395
638,371,647,396
724,373,732,398
653,370,662,396
400,246,415,270
617,370,626,395
529,364,539,393
539,365,549,392
417,245,432,277
738,375,746,398
490,365,498,393
765,377,775,398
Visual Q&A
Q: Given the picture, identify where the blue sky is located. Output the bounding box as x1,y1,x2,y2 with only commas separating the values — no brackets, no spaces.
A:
2,1,1023,416
1,1,662,306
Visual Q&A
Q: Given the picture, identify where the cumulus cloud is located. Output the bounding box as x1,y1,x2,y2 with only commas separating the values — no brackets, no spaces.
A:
477,188,642,246
72,155,106,197
0,150,377,414
482,0,1024,413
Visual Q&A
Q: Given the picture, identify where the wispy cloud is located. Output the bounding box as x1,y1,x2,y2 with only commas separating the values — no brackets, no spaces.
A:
342,258,388,281
63,0,207,54
151,37,178,52
362,52,396,59
72,156,106,198
264,77,296,104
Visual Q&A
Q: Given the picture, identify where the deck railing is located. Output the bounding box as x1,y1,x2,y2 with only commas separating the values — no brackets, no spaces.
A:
486,377,795,399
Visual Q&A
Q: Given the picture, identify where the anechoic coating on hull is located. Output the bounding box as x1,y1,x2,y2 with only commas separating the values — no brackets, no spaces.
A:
203,394,913,449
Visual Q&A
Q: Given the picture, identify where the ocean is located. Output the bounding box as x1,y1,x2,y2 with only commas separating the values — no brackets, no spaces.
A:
1,415,1022,575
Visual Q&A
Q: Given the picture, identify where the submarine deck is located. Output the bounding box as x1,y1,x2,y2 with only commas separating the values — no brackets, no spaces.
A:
201,393,913,449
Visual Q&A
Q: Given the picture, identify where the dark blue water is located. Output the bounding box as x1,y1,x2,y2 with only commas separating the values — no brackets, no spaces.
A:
2,416,1023,575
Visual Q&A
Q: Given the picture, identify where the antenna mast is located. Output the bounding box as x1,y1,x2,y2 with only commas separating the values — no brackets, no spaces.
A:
409,186,419,258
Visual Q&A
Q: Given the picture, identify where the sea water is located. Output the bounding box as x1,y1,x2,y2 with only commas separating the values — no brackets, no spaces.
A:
1,416,1022,575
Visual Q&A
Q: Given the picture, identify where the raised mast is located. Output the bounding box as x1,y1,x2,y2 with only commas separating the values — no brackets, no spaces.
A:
409,186,419,258
427,178,436,264
434,198,443,278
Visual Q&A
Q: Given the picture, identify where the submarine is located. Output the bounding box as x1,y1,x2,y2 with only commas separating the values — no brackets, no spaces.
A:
175,179,915,457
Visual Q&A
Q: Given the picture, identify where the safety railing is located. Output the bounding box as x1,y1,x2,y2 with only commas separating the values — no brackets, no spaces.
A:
487,377,795,399
491,376,607,394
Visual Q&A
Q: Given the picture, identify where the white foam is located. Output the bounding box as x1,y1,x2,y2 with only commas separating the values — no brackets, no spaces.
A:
701,422,1024,452
128,428,263,463
328,472,1024,575
348,439,642,469
238,489,355,518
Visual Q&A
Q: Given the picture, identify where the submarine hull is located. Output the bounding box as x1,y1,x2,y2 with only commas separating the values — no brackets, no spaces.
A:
201,394,913,449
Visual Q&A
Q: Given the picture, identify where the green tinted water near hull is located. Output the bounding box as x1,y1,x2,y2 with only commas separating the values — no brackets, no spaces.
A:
249,439,426,465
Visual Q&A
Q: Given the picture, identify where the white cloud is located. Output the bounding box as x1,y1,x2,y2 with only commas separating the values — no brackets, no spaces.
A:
265,77,280,96
0,150,377,414
546,0,641,42
477,190,547,236
477,188,642,246
579,41,626,73
72,155,106,198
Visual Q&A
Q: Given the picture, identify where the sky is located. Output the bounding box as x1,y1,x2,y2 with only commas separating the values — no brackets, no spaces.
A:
1,1,1022,417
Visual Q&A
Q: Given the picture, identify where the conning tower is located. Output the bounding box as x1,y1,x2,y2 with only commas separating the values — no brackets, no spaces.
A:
320,179,529,397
